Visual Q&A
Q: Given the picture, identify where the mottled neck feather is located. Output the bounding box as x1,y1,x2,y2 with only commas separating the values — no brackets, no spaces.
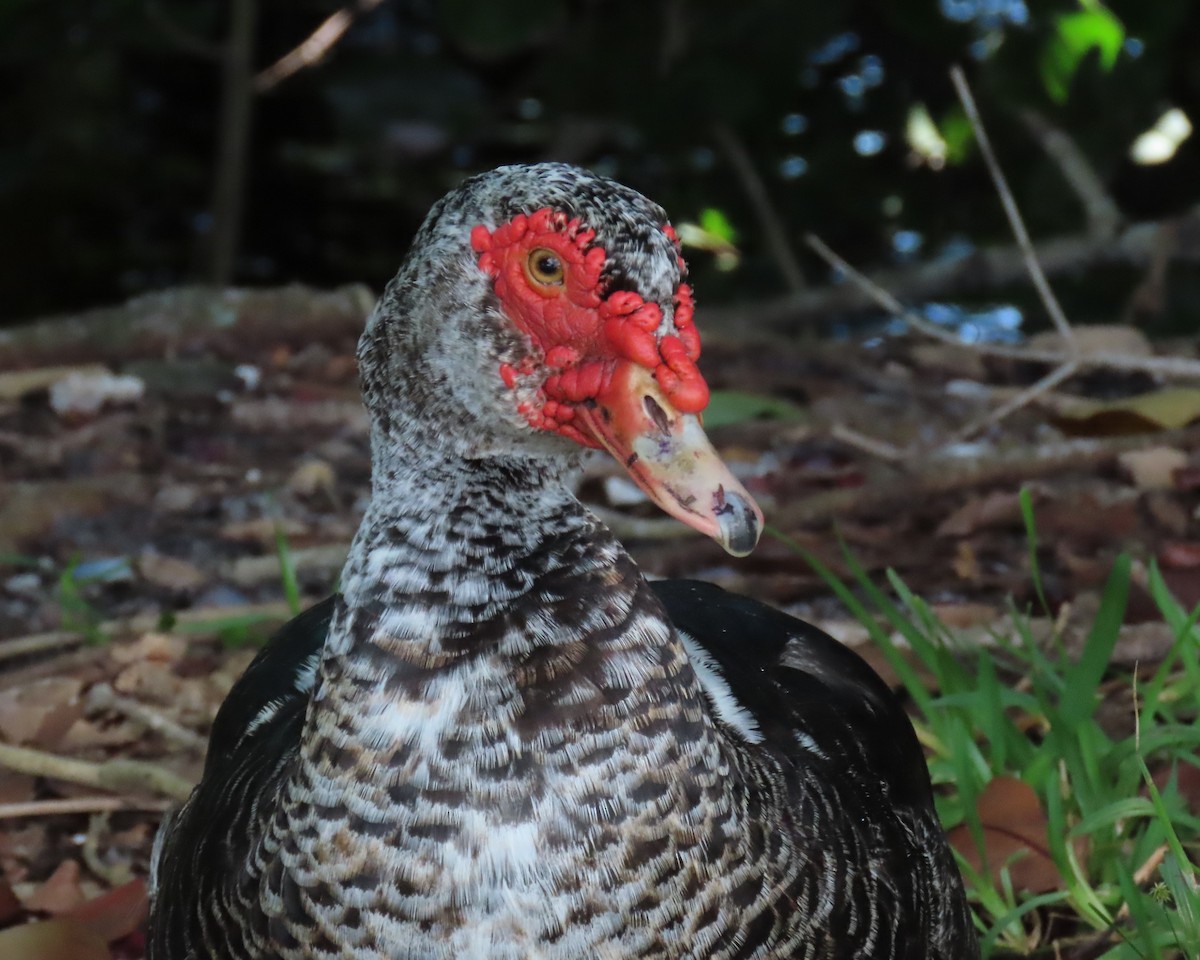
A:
302,435,714,775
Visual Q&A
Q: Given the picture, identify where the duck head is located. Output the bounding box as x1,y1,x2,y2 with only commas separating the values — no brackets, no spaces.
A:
359,163,763,557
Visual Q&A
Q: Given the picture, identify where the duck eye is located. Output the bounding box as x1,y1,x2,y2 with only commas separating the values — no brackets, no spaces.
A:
525,248,564,286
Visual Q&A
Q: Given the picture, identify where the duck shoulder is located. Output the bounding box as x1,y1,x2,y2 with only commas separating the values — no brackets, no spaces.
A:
648,578,934,813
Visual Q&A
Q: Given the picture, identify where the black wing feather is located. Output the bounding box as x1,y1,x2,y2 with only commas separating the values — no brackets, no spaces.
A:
649,578,934,811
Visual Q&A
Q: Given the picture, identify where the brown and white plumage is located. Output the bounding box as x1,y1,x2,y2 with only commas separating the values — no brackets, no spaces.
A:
148,163,978,960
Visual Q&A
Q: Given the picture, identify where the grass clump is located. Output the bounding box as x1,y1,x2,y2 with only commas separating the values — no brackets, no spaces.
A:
773,487,1200,959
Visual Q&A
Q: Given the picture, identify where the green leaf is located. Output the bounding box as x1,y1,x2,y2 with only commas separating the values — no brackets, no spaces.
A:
698,207,738,244
1039,4,1125,103
938,107,975,165
702,390,806,429
1060,553,1129,726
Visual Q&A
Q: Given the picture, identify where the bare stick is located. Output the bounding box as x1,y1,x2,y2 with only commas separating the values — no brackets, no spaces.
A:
0,796,172,821
256,0,385,92
0,742,194,802
950,65,1076,349
87,684,208,752
950,358,1079,443
1020,109,1120,240
830,424,908,462
804,234,1059,363
713,122,807,295
805,231,1200,380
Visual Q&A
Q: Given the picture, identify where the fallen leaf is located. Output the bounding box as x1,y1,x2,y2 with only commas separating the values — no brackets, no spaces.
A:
1159,542,1200,569
136,552,208,593
0,918,110,960
1051,387,1200,436
1028,324,1153,358
0,365,110,401
0,678,85,749
931,601,999,629
702,390,807,430
948,776,1065,893
0,878,22,924
63,878,148,944
936,490,1024,537
1173,465,1200,491
287,459,337,499
108,632,188,666
951,542,981,582
219,516,310,546
1117,446,1189,490
23,861,85,915
49,371,144,419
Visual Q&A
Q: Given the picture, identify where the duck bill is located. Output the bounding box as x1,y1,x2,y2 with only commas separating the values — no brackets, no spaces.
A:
575,362,763,557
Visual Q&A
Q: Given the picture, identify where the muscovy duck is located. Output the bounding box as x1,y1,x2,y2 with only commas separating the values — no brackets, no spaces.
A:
148,163,978,960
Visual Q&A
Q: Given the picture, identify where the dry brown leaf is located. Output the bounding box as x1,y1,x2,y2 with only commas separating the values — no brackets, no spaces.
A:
1051,387,1200,436
0,918,110,960
136,553,208,593
936,490,1024,537
1027,323,1153,358
947,775,1065,894
930,602,999,629
1159,542,1200,569
58,717,144,751
218,516,310,545
287,459,337,498
111,660,186,704
1117,446,1189,491
0,678,85,749
108,633,187,667
0,878,22,925
63,878,148,944
22,861,85,915
0,365,110,402
951,541,982,583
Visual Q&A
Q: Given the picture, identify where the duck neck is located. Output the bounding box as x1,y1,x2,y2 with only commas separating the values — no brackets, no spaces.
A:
309,426,698,760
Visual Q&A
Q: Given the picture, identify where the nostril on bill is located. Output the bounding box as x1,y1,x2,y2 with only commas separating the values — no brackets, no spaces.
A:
643,395,671,435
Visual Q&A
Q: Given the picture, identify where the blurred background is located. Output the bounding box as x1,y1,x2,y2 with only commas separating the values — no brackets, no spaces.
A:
2,0,1197,335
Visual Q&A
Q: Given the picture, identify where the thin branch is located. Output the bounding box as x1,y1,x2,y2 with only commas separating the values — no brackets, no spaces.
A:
256,0,385,93
830,424,907,462
951,65,1076,349
87,684,208,752
0,742,194,802
0,796,172,821
950,358,1080,443
804,233,1061,363
1020,109,1121,240
703,204,1200,332
143,0,223,60
0,630,83,664
712,122,807,295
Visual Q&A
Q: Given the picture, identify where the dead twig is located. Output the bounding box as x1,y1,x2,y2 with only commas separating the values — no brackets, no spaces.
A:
83,812,135,886
1020,109,1121,240
0,741,194,802
0,795,172,821
948,358,1080,443
829,424,908,463
703,205,1200,333
87,684,209,753
951,65,1076,350
256,0,385,92
712,122,807,295
773,424,1200,529
803,69,1200,450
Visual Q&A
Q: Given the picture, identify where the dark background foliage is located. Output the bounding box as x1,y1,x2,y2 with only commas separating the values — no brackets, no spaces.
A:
2,0,1197,330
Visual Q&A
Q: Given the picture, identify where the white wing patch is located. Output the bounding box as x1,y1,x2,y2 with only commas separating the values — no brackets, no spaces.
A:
677,629,764,744
243,652,322,740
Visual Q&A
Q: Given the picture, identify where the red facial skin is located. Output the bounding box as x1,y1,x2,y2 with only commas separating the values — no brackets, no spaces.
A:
470,209,707,443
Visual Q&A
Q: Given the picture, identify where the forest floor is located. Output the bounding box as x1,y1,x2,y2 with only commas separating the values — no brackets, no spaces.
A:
2,287,1200,957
